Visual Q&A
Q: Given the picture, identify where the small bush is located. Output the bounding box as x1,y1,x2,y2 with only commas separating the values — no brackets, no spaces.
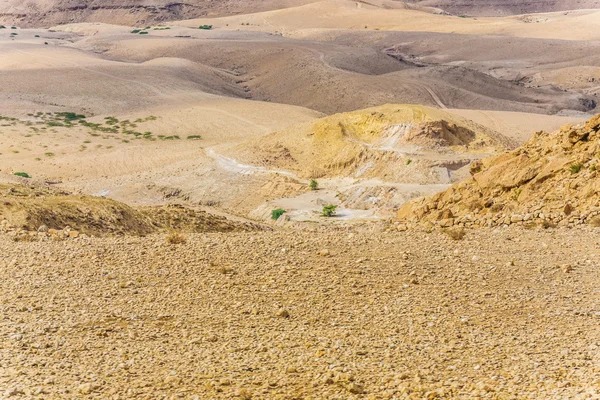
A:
309,179,318,191
321,204,337,217
45,152,55,157
406,158,412,165
13,172,31,178
34,35,40,38
570,163,583,174
166,231,187,245
187,135,202,140
590,164,597,172
271,208,286,220
131,29,141,33
0,26,5,29
442,227,465,241
199,25,213,30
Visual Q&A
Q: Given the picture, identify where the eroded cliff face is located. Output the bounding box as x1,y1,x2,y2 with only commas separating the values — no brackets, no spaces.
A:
398,115,600,228
411,0,600,16
0,0,315,27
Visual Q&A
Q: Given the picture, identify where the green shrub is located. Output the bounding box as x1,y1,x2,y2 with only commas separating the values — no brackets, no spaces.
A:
570,163,583,174
14,172,31,178
45,152,55,157
139,31,148,35
34,34,40,38
131,29,141,34
271,208,286,220
11,26,16,29
187,135,202,140
406,158,412,165
0,26,5,29
199,25,213,30
56,112,86,121
321,204,337,217
309,179,318,191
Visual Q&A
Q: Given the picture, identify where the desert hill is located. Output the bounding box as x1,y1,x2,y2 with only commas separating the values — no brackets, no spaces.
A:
232,104,511,181
397,114,600,228
0,183,266,236
412,0,600,16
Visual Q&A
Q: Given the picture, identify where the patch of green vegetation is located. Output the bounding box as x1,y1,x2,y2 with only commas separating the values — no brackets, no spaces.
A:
56,112,86,121
0,26,5,29
10,33,17,36
139,31,149,35
271,208,286,220
131,29,141,34
47,121,64,127
406,158,412,165
570,163,584,174
187,135,202,140
45,152,55,157
13,172,31,178
321,204,337,217
309,179,319,191
11,26,16,29
34,35,40,38
199,25,213,30
134,116,156,123
591,164,597,172
104,116,119,125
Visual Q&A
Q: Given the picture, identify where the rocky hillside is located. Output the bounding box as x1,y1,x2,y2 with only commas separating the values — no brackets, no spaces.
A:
397,114,600,228
412,0,600,16
0,184,266,237
233,104,512,182
0,0,316,27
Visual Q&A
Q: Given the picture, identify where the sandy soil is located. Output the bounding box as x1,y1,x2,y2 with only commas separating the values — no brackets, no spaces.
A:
176,0,600,41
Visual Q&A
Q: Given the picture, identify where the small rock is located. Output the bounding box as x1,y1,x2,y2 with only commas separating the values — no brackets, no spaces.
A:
277,309,290,318
318,249,330,257
348,383,365,394
560,264,573,273
38,225,49,232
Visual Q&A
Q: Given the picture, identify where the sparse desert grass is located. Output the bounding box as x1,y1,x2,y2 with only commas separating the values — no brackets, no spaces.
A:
187,135,202,140
166,231,187,245
13,172,31,178
570,163,584,174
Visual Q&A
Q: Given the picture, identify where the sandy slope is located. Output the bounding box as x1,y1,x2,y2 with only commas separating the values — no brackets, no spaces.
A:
175,0,600,41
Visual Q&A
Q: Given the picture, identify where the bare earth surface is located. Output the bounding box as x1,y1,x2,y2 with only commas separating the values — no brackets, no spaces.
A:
1,227,599,399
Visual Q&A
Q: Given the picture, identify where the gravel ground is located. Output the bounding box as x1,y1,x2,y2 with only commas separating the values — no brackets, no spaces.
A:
1,227,599,399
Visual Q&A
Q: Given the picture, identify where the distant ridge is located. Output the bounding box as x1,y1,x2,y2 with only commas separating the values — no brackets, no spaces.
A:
410,0,600,16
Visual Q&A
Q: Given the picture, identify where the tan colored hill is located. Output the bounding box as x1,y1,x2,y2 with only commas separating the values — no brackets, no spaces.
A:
0,184,266,236
413,0,600,16
232,104,513,180
397,114,600,228
177,0,600,41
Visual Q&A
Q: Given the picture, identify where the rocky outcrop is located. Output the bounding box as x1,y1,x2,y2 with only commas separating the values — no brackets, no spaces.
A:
397,114,600,228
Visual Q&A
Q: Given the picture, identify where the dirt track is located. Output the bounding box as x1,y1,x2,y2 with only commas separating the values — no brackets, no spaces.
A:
2,227,599,399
